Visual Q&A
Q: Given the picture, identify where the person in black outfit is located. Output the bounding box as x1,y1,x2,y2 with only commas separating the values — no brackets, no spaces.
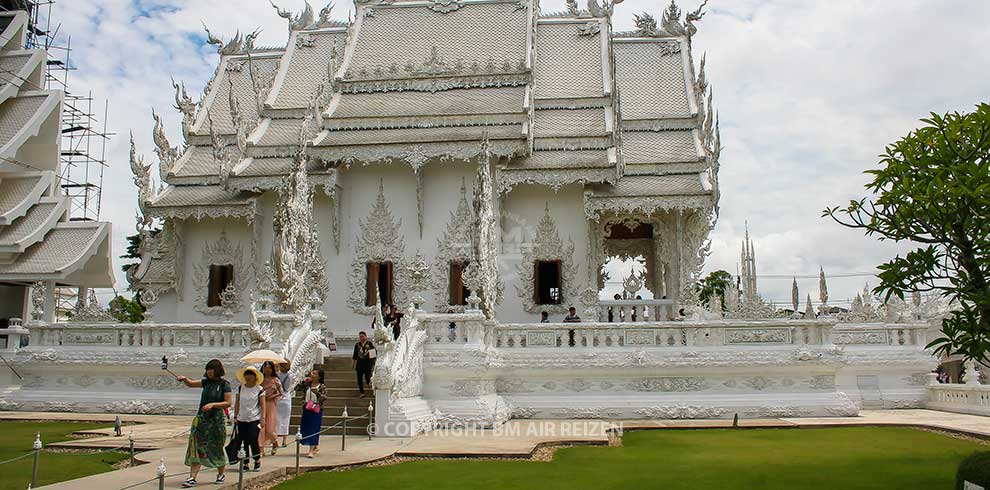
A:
352,331,376,397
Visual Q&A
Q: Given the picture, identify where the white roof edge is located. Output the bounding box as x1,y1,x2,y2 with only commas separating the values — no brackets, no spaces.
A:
0,170,53,225
680,38,699,116
264,31,300,109
0,196,66,253
0,11,28,51
0,50,45,105
0,90,62,161
0,221,109,282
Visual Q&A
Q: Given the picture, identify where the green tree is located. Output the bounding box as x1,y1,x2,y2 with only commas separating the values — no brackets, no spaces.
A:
120,229,160,274
108,295,144,323
824,103,990,363
697,270,734,309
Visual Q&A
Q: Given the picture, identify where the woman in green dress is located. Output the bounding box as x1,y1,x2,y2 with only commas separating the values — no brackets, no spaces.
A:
177,358,232,487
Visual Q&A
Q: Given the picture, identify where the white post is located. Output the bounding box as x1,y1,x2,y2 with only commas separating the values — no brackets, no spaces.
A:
41,280,56,324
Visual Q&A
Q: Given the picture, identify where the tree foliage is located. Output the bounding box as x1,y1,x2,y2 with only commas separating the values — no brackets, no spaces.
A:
696,270,734,309
109,295,144,323
824,103,990,363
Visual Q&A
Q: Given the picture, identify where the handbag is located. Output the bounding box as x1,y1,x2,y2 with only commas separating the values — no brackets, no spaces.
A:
304,400,320,413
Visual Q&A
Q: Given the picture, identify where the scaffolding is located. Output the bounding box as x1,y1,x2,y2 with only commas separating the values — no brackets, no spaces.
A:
15,0,112,222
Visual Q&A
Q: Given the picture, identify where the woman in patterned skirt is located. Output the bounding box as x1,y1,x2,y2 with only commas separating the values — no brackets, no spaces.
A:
259,361,284,455
300,368,327,458
177,359,231,488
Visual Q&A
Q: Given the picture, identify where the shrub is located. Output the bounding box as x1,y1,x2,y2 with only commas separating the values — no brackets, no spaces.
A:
957,451,990,490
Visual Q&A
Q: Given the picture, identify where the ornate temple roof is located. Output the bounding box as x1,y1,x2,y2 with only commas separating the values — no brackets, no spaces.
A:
143,0,720,229
0,11,114,288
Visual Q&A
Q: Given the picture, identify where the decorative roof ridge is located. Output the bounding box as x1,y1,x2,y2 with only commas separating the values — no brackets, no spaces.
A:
354,0,526,8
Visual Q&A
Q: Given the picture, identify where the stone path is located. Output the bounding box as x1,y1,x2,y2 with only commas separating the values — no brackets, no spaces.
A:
2,409,983,489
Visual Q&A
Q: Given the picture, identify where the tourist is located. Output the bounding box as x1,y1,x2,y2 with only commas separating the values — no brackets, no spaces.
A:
226,366,263,472
276,361,293,447
563,306,581,323
177,359,231,487
259,361,283,456
540,311,550,323
389,303,402,340
352,331,376,397
300,368,327,458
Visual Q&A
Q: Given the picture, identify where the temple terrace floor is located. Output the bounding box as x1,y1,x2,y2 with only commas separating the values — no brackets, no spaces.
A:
0,410,985,490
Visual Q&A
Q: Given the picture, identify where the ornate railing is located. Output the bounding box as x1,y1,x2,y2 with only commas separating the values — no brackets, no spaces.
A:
494,320,838,349
418,311,489,346
491,320,932,349
595,299,677,322
927,382,990,416
26,322,251,349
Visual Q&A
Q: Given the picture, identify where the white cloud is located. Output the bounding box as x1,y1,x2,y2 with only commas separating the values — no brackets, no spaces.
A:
46,0,990,305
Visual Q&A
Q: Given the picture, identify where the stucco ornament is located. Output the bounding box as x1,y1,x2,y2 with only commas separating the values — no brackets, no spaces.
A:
171,79,198,139
465,140,503,319
373,305,428,400
348,179,408,314
192,230,247,316
514,203,579,314
269,150,328,389
151,109,179,182
432,179,475,312
30,281,46,322
72,290,113,322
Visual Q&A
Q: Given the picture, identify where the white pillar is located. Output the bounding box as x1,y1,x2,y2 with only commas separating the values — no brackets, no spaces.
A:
42,280,56,324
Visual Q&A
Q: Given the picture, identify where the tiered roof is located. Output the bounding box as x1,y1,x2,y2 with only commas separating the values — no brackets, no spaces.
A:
141,0,720,225
0,11,113,288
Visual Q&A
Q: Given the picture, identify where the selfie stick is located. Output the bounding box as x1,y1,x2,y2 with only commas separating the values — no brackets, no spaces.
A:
160,356,179,378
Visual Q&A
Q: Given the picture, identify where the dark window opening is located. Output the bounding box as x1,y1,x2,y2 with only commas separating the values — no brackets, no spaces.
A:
534,260,562,305
365,261,394,306
449,260,471,306
207,264,234,307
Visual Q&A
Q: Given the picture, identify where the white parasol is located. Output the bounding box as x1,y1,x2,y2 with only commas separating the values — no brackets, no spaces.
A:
240,349,287,365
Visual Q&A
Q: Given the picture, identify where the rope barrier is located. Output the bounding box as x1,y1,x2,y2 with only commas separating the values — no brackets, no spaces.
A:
0,451,34,466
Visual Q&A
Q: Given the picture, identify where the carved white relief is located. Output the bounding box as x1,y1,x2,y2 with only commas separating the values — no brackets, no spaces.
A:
634,405,729,419
192,231,247,316
348,179,408,314
514,204,579,314
100,400,177,415
432,180,474,312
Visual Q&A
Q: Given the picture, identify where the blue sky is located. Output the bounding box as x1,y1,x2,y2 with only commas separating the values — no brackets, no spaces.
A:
46,0,990,306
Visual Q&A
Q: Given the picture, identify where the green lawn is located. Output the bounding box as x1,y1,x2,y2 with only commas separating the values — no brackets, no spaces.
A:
0,421,129,490
277,427,986,490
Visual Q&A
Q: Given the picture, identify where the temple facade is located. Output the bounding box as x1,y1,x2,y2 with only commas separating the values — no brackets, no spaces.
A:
127,0,720,332
0,1,974,429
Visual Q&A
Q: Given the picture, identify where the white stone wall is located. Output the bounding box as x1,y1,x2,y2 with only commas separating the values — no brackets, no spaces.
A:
149,165,597,333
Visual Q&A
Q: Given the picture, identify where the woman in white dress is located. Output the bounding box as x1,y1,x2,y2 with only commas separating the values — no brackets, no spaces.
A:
276,361,293,447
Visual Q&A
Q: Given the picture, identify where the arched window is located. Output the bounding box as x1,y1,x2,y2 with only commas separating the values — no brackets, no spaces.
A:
534,260,562,305
448,260,471,306
365,261,394,306
207,264,234,307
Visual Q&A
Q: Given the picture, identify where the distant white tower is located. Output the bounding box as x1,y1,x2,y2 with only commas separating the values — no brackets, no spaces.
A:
740,223,758,301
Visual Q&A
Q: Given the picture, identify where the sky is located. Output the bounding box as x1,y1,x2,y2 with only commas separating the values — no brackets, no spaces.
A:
42,0,990,307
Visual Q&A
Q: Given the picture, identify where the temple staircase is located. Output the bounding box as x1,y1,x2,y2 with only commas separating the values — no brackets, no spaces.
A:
289,355,372,437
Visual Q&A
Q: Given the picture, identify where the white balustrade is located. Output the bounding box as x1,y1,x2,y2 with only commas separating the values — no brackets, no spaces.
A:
495,320,835,349
418,311,488,346
927,383,990,416
596,299,677,322
26,322,251,349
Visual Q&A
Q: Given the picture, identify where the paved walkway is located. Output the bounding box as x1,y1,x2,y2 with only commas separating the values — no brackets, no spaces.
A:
4,409,984,490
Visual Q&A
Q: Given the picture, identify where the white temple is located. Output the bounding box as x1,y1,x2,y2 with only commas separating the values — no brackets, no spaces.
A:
2,1,985,431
